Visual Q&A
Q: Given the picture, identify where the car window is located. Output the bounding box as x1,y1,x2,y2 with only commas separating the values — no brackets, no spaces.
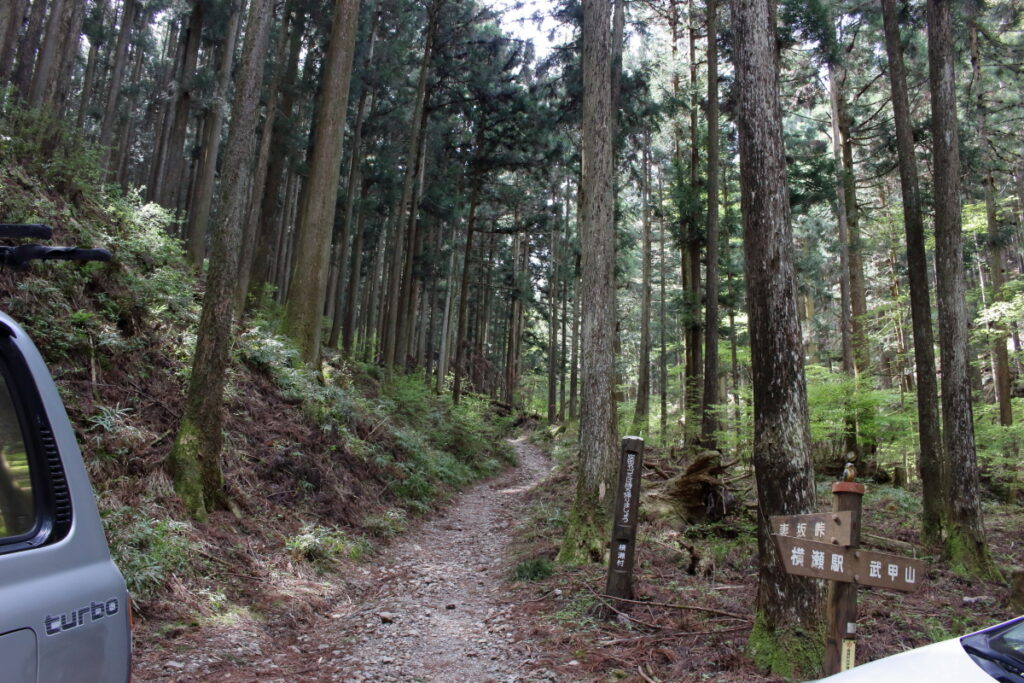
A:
0,369,35,539
992,620,1024,661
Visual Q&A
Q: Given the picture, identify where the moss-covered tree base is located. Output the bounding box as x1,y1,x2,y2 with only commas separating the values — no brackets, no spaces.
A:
557,501,609,565
166,417,208,522
747,611,824,681
945,528,1001,581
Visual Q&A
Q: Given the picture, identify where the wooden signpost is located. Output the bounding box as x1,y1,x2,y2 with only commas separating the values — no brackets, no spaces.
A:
771,480,928,676
605,436,644,601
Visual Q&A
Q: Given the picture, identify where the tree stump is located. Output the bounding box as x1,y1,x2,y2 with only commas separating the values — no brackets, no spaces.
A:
1010,567,1024,613
663,450,735,523
892,465,909,488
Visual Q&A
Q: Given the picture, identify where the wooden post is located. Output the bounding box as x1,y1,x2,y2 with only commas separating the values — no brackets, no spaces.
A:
605,436,644,601
825,481,865,675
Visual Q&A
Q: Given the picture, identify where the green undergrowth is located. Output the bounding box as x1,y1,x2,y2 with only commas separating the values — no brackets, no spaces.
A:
101,506,202,604
237,318,517,517
1,108,520,608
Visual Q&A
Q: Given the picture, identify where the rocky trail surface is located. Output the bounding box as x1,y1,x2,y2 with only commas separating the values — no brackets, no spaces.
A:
136,437,563,682
314,436,557,682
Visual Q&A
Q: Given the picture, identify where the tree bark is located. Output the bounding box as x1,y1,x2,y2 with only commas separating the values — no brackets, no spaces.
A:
186,5,241,269
235,6,291,314
282,0,361,366
167,0,275,520
880,0,944,545
27,0,65,108
967,12,1012,429
732,0,824,674
246,6,305,309
548,196,560,424
634,136,652,434
684,0,703,437
559,0,618,565
98,0,137,176
383,0,438,368
700,0,720,447
928,0,994,578
0,0,28,89
330,10,379,351
156,0,203,209
452,174,480,404
12,0,45,101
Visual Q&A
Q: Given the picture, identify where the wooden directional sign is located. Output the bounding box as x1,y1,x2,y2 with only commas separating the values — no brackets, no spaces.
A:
773,535,925,593
770,511,854,547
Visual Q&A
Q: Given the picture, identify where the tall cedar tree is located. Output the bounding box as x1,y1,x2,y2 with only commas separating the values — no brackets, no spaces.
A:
879,0,944,545
282,0,361,366
166,0,276,520
700,0,720,446
559,0,619,564
927,0,994,577
732,0,824,675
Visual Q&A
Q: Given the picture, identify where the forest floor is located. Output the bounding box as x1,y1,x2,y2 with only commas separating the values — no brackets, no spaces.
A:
130,433,1021,683
132,436,565,682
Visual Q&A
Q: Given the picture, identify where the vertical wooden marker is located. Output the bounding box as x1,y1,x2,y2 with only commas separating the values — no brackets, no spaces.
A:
824,481,865,675
605,436,644,601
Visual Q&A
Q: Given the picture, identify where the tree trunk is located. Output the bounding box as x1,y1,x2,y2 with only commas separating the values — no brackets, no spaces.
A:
570,269,580,421
329,12,378,350
397,106,432,367
733,0,824,674
12,0,45,100
967,13,1012,428
700,0,720,447
156,0,203,209
383,0,439,368
282,0,361,366
166,0,275,520
98,0,137,176
928,0,994,578
548,199,560,424
76,0,105,129
186,5,241,269
828,62,861,463
684,0,703,438
50,0,85,114
235,6,291,314
880,0,944,545
559,0,618,565
27,0,65,108
634,136,652,434
452,175,480,404
0,0,28,90
246,6,305,309
341,180,370,354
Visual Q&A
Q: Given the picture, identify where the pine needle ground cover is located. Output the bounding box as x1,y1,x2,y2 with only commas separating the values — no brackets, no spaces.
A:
506,429,1021,682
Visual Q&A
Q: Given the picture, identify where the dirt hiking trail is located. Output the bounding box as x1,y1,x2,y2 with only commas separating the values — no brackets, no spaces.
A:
313,436,556,682
138,436,564,682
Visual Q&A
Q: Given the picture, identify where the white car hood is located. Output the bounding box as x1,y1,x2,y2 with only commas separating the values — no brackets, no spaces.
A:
810,636,992,682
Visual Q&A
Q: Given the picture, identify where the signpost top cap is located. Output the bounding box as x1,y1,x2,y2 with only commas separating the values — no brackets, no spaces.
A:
832,482,866,495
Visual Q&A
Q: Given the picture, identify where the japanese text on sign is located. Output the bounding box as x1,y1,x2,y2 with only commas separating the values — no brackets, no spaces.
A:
772,535,925,592
770,512,854,547
620,452,636,525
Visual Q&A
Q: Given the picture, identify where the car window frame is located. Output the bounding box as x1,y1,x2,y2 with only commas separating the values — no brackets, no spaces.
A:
0,325,69,555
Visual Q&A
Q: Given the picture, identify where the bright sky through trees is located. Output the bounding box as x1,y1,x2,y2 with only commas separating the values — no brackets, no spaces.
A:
487,0,567,58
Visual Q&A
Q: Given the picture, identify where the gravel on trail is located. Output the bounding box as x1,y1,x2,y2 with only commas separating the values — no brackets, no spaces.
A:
305,436,558,683
135,437,566,683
